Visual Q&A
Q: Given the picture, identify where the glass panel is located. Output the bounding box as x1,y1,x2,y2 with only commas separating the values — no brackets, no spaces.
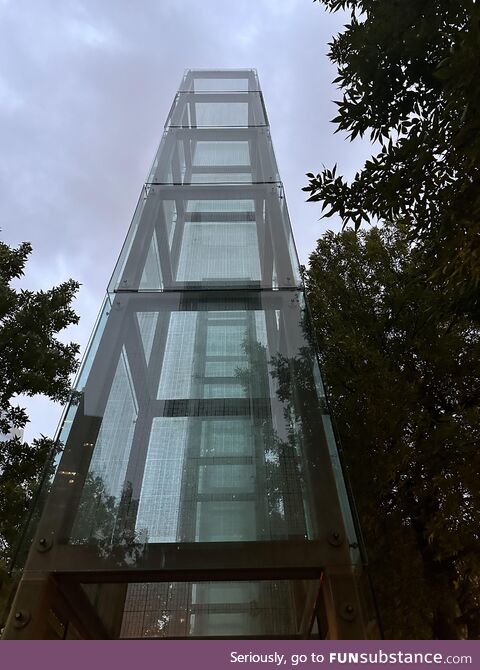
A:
39,290,356,558
111,186,300,291
180,69,260,93
196,102,248,127
157,312,197,399
70,348,138,543
136,418,187,542
196,501,256,541
186,199,254,213
198,464,255,494
107,192,148,293
176,222,261,282
145,129,279,186
136,312,159,365
75,296,113,391
86,350,137,500
199,419,253,457
162,200,176,248
9,297,113,571
139,229,161,290
190,172,252,184
168,93,266,128
84,579,320,638
193,78,250,92
193,141,250,166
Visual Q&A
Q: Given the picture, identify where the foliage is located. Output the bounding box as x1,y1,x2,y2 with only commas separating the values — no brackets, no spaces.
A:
0,436,58,559
306,0,480,315
235,338,310,538
70,475,147,566
0,241,80,431
305,224,480,638
0,239,80,626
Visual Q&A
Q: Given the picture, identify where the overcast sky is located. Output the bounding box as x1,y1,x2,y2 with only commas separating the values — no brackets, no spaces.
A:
0,0,373,442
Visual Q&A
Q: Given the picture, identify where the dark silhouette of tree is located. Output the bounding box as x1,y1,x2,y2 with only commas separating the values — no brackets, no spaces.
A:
0,239,80,627
71,474,147,565
235,339,293,534
305,223,480,639
236,326,328,540
305,0,480,318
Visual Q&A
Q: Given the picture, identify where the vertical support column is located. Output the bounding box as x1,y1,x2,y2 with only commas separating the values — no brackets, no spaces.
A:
321,567,372,639
3,574,57,639
3,572,113,639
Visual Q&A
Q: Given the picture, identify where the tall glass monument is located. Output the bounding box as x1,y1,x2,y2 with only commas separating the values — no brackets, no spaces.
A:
4,70,376,639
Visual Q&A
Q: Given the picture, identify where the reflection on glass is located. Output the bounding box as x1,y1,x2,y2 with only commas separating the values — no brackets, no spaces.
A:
117,580,317,638
61,292,351,551
70,349,138,545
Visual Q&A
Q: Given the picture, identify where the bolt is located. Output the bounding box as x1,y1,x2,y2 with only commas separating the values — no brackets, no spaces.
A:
37,536,52,552
328,530,343,547
339,602,356,621
13,609,31,629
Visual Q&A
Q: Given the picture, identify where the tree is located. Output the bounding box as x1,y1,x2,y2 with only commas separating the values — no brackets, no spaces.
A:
305,0,480,317
305,224,480,638
0,239,80,625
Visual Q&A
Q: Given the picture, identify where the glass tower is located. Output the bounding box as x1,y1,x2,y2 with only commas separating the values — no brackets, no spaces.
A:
4,70,377,639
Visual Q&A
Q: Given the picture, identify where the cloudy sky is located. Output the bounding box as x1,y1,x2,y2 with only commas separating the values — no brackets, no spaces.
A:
0,0,373,442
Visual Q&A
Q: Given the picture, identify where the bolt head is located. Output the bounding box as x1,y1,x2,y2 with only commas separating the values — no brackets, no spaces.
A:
13,609,31,629
36,535,52,552
340,602,356,621
328,530,343,546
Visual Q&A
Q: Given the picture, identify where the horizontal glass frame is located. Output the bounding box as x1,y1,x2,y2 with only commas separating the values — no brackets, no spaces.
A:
146,128,280,185
167,92,267,128
179,69,260,93
31,291,357,562
80,578,320,638
109,184,301,292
